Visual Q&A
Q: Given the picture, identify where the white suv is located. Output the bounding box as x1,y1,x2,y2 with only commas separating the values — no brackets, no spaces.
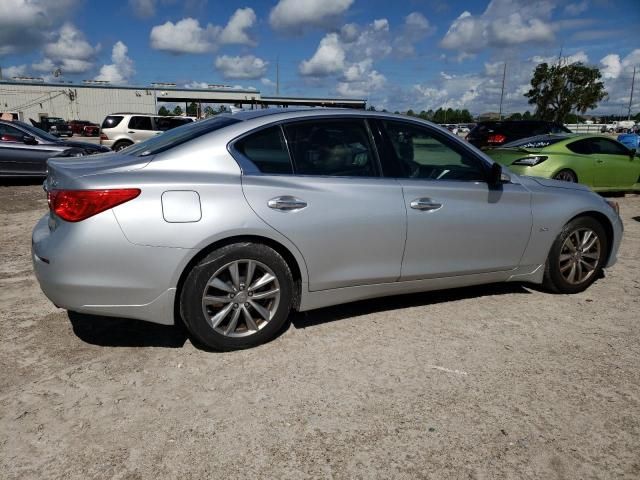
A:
100,113,194,151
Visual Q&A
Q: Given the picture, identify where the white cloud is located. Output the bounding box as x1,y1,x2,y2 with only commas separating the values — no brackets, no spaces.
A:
150,8,258,54
0,0,78,55
440,0,557,55
129,0,156,18
3,65,28,78
215,55,268,80
269,0,353,34
336,69,386,97
150,17,220,54
95,41,135,84
219,7,257,46
394,12,435,57
564,1,588,15
598,50,640,111
531,51,589,65
184,81,209,89
299,33,346,76
30,23,100,74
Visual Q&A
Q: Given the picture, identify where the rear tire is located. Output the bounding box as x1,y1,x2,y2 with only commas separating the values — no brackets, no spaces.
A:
180,243,294,351
113,140,133,152
553,169,577,183
543,216,607,294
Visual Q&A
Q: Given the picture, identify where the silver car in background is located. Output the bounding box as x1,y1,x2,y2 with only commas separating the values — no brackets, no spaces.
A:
32,109,623,350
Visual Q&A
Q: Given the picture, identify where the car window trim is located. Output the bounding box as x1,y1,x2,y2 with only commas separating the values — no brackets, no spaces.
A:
377,118,492,183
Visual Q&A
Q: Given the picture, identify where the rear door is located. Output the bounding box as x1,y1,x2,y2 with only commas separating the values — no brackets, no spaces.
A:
238,119,406,291
127,116,158,143
374,119,532,279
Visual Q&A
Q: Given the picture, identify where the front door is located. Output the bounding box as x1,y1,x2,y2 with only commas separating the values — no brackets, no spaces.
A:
237,120,406,291
127,116,158,143
591,137,640,188
375,119,533,280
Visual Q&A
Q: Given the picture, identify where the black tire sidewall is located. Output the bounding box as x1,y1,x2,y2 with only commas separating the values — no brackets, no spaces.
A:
180,242,294,351
546,217,608,294
554,169,577,183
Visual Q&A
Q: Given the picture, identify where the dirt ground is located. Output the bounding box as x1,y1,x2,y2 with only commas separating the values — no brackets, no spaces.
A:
0,183,639,480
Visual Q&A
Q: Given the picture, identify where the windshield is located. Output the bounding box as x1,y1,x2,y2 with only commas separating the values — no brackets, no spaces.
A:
502,134,571,149
125,116,241,156
13,121,61,142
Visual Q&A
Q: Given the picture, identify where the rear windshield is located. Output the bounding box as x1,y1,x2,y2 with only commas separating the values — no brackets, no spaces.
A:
101,115,124,129
502,134,570,149
125,116,241,157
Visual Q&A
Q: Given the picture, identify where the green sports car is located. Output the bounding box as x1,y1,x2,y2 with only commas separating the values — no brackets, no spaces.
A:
487,134,640,192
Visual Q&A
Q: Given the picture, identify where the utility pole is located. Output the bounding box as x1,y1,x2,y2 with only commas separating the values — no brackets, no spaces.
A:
628,66,636,121
498,62,506,120
276,56,280,96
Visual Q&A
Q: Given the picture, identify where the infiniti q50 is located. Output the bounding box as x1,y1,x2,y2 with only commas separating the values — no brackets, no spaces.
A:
32,109,623,350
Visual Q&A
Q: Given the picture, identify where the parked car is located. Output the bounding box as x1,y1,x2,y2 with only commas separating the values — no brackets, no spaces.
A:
68,120,100,137
486,134,640,192
466,120,571,149
33,109,622,351
99,113,194,151
0,120,110,177
30,117,73,137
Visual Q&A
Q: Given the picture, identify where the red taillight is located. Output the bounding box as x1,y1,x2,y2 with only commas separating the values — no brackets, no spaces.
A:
100,133,108,141
487,134,506,144
47,189,141,222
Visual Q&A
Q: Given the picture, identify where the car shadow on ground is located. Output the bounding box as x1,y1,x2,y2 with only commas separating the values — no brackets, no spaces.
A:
68,311,189,348
67,283,532,349
0,178,43,187
632,216,640,223
291,282,531,330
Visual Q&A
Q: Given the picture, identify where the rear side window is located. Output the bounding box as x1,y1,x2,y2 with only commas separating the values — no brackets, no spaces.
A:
284,120,377,177
566,139,593,154
235,126,293,174
155,117,192,131
128,116,153,130
101,115,123,129
590,138,630,155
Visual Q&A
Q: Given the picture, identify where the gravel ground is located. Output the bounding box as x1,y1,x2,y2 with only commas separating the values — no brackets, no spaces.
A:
0,183,639,480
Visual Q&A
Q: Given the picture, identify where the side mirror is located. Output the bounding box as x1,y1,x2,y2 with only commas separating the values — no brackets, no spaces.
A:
23,135,37,145
488,162,509,186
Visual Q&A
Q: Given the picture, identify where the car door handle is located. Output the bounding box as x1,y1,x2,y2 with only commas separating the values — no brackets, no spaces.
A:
410,198,442,211
596,159,604,163
268,196,308,211
128,131,135,133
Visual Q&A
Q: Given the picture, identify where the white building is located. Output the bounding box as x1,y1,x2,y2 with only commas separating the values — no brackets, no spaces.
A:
0,78,365,124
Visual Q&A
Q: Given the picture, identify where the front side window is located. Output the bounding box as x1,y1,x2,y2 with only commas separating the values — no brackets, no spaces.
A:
591,138,630,155
284,120,377,177
235,126,293,174
382,120,485,181
128,116,153,130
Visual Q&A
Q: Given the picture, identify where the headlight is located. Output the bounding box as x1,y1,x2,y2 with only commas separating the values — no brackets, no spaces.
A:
512,155,548,166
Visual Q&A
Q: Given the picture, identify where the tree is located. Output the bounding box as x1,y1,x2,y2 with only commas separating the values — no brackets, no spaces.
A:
525,61,607,123
203,106,215,117
522,110,532,120
158,106,170,116
508,112,522,121
406,109,415,117
172,105,183,116
366,105,376,111
186,102,198,116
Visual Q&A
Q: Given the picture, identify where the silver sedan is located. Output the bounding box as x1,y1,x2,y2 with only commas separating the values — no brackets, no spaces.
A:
32,109,623,350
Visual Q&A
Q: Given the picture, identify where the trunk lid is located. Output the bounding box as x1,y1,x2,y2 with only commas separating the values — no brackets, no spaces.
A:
45,152,152,189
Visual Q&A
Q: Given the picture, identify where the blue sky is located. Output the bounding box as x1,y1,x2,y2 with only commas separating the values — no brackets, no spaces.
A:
1,0,639,114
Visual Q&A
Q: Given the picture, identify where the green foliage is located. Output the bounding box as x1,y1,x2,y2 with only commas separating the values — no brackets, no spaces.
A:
522,110,533,120
508,112,522,121
172,105,183,116
186,102,198,116
157,106,170,116
203,106,215,117
525,62,607,123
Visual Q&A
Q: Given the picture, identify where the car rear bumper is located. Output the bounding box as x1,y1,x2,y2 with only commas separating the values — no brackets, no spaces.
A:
32,213,191,325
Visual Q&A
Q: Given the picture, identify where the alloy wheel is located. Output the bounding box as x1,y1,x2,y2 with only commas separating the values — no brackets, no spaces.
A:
201,259,281,337
554,170,576,182
558,228,601,285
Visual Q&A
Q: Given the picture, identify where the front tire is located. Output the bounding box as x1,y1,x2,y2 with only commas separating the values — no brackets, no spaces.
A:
543,216,607,294
112,140,133,152
180,243,294,351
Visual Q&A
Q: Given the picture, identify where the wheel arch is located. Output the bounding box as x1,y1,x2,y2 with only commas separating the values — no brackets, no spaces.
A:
173,234,305,324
